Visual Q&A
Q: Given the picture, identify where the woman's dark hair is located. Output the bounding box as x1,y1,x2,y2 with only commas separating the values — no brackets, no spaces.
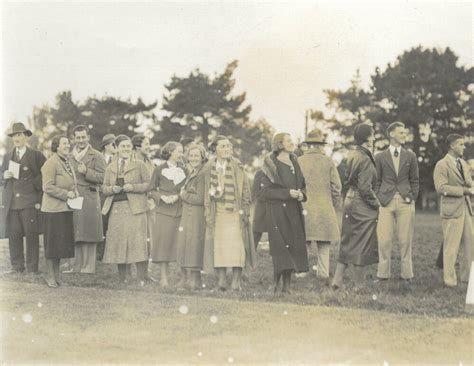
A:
131,134,147,150
51,135,68,153
208,135,229,154
353,124,374,145
160,141,181,161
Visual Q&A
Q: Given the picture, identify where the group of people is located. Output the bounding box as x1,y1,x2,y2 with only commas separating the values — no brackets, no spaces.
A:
0,121,472,293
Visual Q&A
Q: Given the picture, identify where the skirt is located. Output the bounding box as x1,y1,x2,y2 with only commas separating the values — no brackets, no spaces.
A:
103,201,148,264
43,211,75,259
150,213,180,262
176,203,205,269
338,196,379,266
213,210,246,268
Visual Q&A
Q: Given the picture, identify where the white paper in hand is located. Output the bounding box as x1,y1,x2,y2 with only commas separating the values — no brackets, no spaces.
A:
8,161,20,179
67,196,84,210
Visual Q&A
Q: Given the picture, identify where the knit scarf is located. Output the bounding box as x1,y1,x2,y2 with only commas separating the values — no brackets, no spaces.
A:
210,160,236,212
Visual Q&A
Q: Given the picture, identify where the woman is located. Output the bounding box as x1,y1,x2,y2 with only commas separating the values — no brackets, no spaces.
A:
41,136,77,288
102,135,151,286
331,124,380,290
202,135,256,291
176,144,207,289
149,141,187,288
132,134,156,281
257,133,308,294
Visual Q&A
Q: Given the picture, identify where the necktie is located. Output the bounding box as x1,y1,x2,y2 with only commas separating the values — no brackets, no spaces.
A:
394,148,399,158
456,158,465,180
119,159,126,175
16,150,21,162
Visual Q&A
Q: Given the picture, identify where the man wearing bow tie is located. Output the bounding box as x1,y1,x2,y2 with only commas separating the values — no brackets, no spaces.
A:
434,134,473,287
375,122,419,282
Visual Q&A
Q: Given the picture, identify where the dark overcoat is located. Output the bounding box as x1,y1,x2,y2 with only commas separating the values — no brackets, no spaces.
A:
251,170,267,233
0,147,46,238
257,153,308,275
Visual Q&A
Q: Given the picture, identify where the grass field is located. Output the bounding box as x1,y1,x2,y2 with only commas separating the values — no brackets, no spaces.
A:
0,211,473,363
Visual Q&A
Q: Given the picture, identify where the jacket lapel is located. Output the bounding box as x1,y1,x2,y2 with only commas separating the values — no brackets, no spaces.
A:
445,155,463,181
399,147,408,171
383,149,397,175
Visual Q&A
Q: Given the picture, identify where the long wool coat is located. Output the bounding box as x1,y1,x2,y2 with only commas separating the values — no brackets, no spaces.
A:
176,164,206,269
69,146,106,243
202,157,257,273
298,150,341,242
257,153,309,275
338,146,379,266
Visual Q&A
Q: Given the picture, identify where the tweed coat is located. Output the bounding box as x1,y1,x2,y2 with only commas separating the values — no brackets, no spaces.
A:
298,150,341,242
0,147,46,237
69,146,106,242
202,157,257,273
102,158,151,216
257,153,309,274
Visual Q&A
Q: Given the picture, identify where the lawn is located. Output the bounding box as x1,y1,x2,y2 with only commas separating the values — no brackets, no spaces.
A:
0,211,473,363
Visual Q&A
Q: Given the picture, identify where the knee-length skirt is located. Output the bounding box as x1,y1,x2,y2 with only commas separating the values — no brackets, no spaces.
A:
213,210,246,268
103,201,148,264
43,211,75,259
150,213,180,262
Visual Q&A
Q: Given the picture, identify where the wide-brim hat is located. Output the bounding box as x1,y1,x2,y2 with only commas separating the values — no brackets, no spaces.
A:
304,129,327,144
101,133,116,148
7,122,32,137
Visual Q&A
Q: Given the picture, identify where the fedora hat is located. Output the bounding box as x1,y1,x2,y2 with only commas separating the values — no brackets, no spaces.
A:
7,122,32,137
304,129,327,144
101,133,116,149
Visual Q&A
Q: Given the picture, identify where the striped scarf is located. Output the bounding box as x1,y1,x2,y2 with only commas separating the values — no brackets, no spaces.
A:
210,161,236,212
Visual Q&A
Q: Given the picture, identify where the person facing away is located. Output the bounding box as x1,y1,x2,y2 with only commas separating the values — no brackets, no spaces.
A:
298,128,341,282
433,134,473,287
374,121,419,282
0,122,46,274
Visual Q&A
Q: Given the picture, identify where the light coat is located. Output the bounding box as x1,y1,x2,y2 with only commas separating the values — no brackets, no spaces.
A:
41,154,76,213
433,155,473,219
102,158,151,216
298,150,341,242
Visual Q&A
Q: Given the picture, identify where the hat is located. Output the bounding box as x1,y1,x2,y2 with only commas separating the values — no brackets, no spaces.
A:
115,134,131,146
101,133,116,149
353,123,374,145
7,122,32,137
304,129,327,144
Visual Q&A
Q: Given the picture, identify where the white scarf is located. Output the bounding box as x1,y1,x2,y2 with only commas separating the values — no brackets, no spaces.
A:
72,144,90,162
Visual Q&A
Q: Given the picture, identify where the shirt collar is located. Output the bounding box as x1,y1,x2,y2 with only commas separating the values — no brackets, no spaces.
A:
16,146,27,155
216,159,228,171
447,153,460,164
389,145,401,155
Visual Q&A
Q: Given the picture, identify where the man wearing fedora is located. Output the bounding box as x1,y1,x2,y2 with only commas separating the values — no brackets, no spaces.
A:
0,122,46,273
298,129,341,281
375,121,419,282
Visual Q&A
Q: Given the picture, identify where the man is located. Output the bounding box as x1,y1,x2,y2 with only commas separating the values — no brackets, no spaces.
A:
433,134,473,287
68,125,106,273
0,122,46,273
298,129,341,281
375,122,419,281
101,133,117,165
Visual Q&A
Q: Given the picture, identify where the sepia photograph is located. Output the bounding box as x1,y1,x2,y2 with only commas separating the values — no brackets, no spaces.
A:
0,1,473,364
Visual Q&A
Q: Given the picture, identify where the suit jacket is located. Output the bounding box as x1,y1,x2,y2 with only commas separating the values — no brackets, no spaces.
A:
41,154,76,213
375,147,419,206
102,158,151,216
0,147,46,237
433,154,473,219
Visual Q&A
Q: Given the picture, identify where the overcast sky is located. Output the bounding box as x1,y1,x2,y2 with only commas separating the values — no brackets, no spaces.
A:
1,1,472,139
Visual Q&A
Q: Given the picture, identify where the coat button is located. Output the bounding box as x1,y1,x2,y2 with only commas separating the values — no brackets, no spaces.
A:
15,193,20,198
285,245,289,248
302,209,307,215
282,203,286,207
34,204,41,210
